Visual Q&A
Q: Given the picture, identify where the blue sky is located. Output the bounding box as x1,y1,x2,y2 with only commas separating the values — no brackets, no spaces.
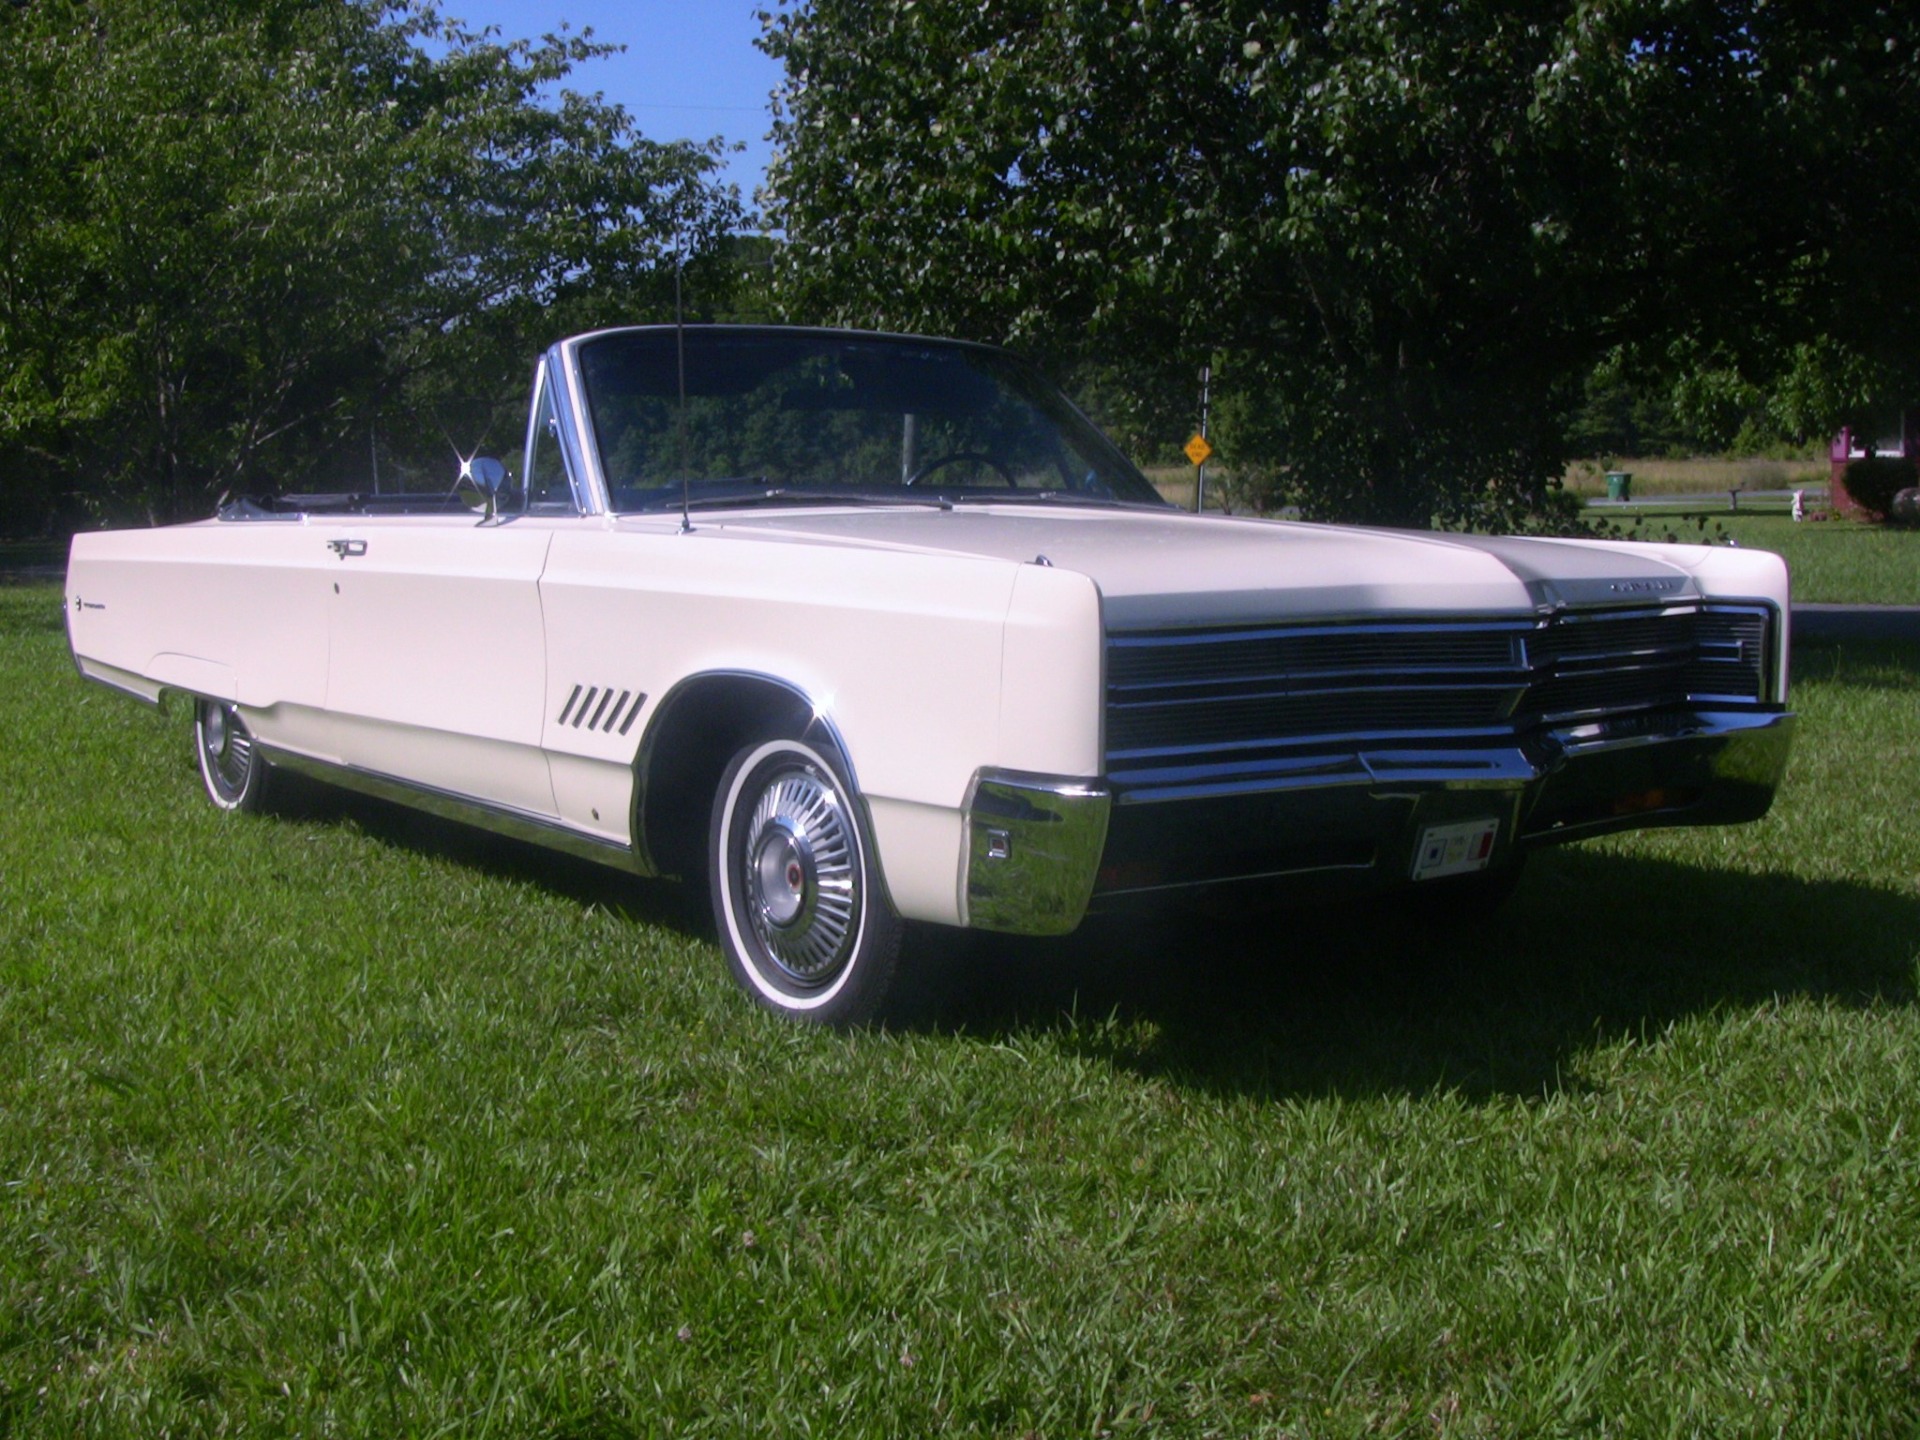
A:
438,1,785,203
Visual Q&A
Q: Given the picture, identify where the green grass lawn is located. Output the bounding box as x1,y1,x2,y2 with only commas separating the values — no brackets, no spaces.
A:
1724,515,1920,606
3,584,1918,1436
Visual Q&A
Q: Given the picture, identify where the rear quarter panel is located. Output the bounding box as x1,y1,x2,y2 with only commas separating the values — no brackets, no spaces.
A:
66,522,331,713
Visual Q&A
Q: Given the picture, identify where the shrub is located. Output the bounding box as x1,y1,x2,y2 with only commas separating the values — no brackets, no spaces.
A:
1841,455,1918,518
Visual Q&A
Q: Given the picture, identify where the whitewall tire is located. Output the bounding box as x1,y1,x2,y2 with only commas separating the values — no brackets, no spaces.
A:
193,699,270,812
708,736,903,1025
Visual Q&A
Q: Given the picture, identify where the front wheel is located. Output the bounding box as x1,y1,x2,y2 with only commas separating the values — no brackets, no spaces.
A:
193,698,270,812
709,736,903,1025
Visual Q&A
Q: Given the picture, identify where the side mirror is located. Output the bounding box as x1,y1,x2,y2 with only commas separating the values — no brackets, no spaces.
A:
467,456,506,493
456,455,508,518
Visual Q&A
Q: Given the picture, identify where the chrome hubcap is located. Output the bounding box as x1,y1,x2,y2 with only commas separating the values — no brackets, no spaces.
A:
200,702,253,796
741,765,858,984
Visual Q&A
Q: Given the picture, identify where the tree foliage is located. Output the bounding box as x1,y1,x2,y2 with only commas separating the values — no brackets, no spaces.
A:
0,0,742,530
760,1,1920,526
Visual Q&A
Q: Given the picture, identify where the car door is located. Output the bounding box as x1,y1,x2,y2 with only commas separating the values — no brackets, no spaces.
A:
317,515,557,818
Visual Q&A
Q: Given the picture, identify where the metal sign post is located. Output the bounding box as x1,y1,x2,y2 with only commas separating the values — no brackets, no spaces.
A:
1185,363,1213,512
1182,360,1213,514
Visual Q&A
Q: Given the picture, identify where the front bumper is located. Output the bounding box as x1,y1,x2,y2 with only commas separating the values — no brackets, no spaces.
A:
962,708,1793,931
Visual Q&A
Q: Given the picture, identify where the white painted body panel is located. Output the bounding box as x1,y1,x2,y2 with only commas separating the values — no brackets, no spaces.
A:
67,519,331,709
535,517,1048,922
313,517,556,816
65,497,1793,928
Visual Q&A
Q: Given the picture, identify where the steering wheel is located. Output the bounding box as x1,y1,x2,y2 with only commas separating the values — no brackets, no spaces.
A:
903,452,1018,487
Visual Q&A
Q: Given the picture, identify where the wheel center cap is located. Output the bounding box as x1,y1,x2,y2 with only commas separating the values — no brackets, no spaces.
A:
753,829,811,928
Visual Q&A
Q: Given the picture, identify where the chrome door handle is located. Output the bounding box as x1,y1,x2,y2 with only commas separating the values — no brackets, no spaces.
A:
327,539,367,559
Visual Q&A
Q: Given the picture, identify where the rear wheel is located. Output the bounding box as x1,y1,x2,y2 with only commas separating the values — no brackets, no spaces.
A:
709,736,903,1025
193,698,270,812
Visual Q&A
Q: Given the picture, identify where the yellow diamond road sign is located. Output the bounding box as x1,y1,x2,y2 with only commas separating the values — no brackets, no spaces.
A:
1184,433,1214,467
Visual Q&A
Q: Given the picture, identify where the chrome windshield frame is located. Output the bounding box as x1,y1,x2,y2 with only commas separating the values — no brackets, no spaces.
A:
549,338,612,516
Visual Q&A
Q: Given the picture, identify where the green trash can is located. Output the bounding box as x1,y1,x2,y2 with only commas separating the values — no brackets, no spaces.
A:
1605,470,1633,501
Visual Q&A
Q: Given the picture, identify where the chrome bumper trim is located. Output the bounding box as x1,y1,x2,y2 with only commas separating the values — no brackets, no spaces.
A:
1109,739,1539,804
1518,708,1794,844
1107,708,1791,807
1089,708,1793,903
962,769,1111,935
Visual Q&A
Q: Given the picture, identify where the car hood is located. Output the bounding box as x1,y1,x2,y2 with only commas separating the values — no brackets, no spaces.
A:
671,504,1710,628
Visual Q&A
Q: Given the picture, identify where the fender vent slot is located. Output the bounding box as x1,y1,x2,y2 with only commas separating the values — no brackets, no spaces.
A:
557,685,647,734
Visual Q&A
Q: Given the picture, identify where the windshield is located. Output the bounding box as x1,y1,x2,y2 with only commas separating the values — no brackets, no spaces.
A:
575,328,1167,512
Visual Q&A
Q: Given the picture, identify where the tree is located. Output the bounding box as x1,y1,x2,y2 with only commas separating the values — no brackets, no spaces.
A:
758,1,1920,526
0,0,742,530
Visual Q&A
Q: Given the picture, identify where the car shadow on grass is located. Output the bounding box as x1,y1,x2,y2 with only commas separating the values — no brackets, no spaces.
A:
257,771,706,937
903,848,1918,1103
259,770,1916,1106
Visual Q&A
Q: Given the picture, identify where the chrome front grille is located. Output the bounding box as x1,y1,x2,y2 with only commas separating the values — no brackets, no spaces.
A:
1517,608,1767,722
1106,604,1773,771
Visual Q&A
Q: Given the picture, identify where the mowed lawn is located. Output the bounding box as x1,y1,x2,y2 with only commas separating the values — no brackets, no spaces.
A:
2,580,1916,1437
1713,516,1920,608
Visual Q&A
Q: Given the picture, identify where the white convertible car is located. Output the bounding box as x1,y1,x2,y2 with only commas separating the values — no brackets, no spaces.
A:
66,326,1795,1022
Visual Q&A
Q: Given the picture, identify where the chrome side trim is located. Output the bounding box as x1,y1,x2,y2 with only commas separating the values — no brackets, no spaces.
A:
75,662,165,708
82,672,165,710
962,769,1111,935
258,744,649,876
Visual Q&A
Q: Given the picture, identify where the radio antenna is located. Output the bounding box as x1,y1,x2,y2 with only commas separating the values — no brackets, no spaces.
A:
675,227,691,534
